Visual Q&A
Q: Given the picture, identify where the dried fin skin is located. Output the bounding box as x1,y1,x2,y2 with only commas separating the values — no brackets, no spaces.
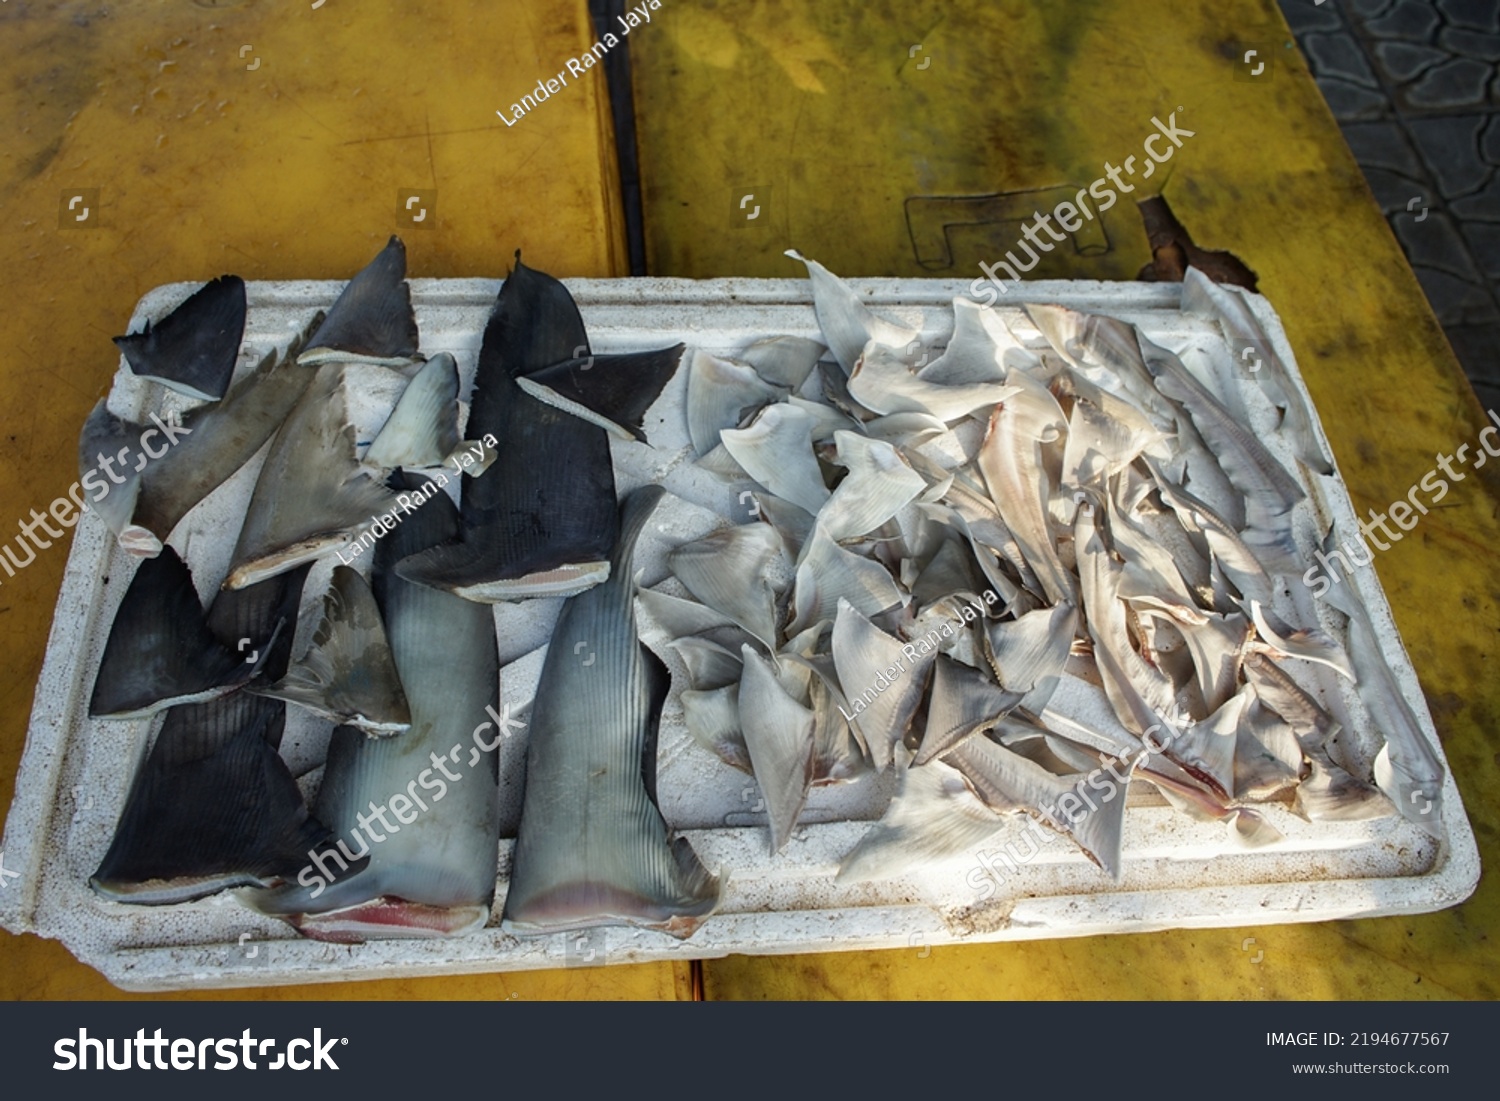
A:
738,645,817,853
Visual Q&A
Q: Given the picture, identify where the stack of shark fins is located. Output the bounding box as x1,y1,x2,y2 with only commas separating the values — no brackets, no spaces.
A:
87,243,713,943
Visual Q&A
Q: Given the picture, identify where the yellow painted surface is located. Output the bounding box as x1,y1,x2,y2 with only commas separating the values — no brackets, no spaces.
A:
0,0,680,1000
631,0,1500,1000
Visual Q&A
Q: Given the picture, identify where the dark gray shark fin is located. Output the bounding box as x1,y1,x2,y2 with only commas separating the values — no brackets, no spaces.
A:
515,345,686,444
206,562,314,685
89,546,252,718
300,236,419,363
396,258,620,600
113,275,247,401
90,694,335,904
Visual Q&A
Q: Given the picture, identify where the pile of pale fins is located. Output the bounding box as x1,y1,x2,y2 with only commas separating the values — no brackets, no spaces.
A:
83,241,712,940
645,250,1442,891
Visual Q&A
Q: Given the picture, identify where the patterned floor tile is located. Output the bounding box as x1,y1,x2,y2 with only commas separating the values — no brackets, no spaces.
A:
1408,114,1494,195
1279,0,1500,392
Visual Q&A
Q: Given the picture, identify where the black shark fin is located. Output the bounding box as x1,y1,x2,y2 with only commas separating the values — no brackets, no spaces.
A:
514,345,686,444
113,275,247,401
206,562,314,685
396,257,617,601
89,547,263,719
90,694,339,905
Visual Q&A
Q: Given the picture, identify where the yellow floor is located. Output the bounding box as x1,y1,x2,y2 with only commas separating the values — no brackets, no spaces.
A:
2,0,1495,1001
630,0,1499,1000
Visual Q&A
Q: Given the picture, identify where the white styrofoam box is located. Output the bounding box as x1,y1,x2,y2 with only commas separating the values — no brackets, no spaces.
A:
0,275,1479,990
